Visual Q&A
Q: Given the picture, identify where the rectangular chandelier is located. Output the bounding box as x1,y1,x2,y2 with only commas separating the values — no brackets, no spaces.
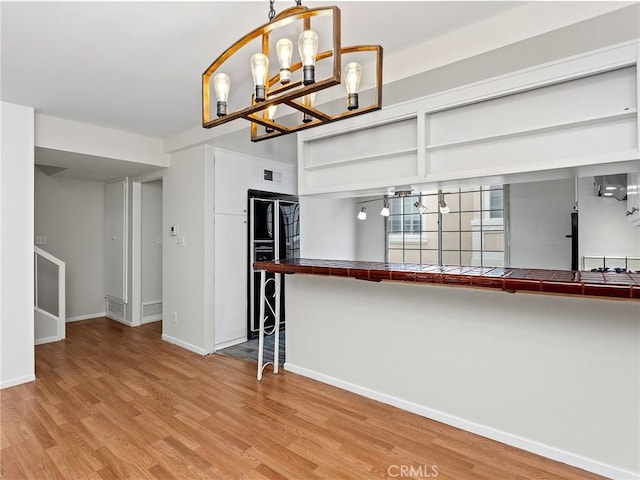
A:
202,3,383,142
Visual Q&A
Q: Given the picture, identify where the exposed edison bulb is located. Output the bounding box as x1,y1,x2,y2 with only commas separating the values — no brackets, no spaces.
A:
213,73,230,117
275,38,294,85
298,29,319,85
357,207,367,220
265,104,278,133
250,53,269,102
345,62,362,110
302,92,316,123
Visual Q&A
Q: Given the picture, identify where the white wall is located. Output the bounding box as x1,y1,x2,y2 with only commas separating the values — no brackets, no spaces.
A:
299,196,357,260
35,167,105,320
355,197,386,262
1,102,35,389
286,274,640,479
162,145,214,354
36,114,168,167
141,180,162,305
383,4,639,109
509,179,576,269
578,175,640,259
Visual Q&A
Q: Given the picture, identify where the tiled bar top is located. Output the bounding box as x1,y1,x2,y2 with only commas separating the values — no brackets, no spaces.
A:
254,258,640,301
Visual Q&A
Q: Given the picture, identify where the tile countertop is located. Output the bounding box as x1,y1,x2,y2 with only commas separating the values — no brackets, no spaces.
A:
253,258,640,301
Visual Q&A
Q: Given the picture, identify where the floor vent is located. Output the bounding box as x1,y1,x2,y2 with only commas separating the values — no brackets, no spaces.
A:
106,298,126,322
142,301,162,322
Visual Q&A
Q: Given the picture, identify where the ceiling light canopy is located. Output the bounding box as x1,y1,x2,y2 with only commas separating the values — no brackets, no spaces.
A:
202,0,383,142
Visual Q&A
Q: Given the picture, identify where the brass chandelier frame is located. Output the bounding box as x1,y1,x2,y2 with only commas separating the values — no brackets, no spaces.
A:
202,4,383,142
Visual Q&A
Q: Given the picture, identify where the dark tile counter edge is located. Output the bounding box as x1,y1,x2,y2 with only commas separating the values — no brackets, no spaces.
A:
254,259,640,302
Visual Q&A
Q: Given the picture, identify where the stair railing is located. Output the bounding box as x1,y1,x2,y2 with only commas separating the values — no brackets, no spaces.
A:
34,246,65,343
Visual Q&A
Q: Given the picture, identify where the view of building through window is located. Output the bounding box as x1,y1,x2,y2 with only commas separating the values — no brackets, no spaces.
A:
387,186,505,267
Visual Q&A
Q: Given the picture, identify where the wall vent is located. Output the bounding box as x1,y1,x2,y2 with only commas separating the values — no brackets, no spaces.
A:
263,169,282,183
106,298,126,322
142,301,163,322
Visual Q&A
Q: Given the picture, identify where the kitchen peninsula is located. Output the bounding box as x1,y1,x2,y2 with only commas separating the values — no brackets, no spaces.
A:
255,258,640,479
255,258,640,300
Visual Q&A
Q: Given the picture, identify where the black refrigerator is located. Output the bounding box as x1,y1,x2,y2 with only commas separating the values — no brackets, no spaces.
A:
248,191,300,339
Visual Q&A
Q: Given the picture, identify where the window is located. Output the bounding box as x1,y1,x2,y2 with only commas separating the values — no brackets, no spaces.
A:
387,186,505,267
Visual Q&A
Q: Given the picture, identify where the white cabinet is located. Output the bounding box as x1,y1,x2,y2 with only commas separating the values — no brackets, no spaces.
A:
212,148,297,349
104,178,127,302
214,213,247,347
214,152,249,215
627,172,640,225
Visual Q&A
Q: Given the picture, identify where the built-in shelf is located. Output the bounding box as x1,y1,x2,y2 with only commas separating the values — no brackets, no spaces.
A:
426,109,637,152
304,147,418,172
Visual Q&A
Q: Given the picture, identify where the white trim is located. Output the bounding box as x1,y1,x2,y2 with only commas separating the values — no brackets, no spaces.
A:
35,306,58,320
425,109,637,152
284,363,640,480
0,374,36,390
161,333,212,356
214,336,247,351
35,335,61,346
130,181,141,327
105,313,132,327
66,313,106,323
141,317,161,325
104,178,129,303
304,147,419,172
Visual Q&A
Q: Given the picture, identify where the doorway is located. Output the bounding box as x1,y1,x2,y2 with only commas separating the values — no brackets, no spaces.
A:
140,180,163,324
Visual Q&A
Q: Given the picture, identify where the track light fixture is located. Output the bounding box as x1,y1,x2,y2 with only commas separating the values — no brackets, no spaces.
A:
202,1,383,142
356,197,388,220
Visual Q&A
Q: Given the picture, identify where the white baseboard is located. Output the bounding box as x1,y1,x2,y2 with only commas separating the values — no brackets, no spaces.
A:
105,314,132,327
66,313,106,323
215,336,247,351
162,334,211,356
141,315,162,324
284,363,639,480
1,374,36,390
35,335,61,345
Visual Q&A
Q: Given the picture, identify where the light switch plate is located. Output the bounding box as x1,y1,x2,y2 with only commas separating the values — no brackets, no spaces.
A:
177,236,186,247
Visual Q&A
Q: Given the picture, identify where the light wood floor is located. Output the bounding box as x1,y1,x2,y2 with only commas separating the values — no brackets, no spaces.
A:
1,318,605,480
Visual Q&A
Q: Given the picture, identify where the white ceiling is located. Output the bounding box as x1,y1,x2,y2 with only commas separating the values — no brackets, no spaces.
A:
1,1,528,140
34,147,165,182
3,1,635,183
